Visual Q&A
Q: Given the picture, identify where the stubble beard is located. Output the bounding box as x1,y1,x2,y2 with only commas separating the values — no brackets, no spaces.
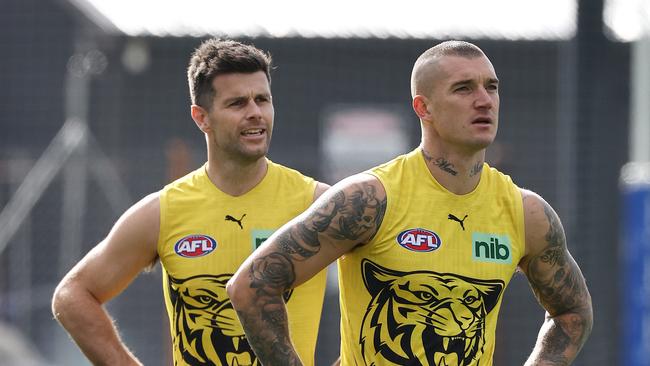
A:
217,135,271,165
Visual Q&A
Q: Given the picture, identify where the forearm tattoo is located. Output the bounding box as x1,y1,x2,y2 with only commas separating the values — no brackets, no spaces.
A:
235,307,301,365
526,199,591,362
242,182,387,362
242,252,302,363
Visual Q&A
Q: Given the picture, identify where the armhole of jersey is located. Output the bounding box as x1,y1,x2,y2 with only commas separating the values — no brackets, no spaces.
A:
157,188,168,256
514,187,526,261
308,179,318,205
364,171,390,247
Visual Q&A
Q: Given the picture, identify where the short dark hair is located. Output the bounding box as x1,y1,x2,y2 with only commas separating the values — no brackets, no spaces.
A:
187,38,272,109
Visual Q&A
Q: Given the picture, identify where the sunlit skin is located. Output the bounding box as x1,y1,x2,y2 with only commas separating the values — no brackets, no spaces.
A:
50,41,334,366
194,71,274,163
414,55,499,158
190,71,274,195
226,43,592,366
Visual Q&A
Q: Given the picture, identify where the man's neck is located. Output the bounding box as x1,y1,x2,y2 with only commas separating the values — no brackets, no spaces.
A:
420,145,485,195
205,156,268,197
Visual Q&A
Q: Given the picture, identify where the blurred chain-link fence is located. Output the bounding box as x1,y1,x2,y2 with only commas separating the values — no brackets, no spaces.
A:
1,0,643,365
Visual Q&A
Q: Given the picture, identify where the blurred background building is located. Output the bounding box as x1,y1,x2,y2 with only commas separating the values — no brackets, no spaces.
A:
1,0,649,364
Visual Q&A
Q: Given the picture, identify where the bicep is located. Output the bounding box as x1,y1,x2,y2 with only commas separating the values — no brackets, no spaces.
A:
520,190,590,315
60,193,160,303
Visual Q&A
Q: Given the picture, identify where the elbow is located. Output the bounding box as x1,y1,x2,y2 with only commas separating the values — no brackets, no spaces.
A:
583,296,594,338
574,301,594,353
51,280,72,321
226,274,247,310
578,287,594,336
52,276,89,322
566,292,594,347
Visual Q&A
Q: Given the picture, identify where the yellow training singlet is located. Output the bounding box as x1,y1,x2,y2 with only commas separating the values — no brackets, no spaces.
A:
338,148,525,366
158,160,327,366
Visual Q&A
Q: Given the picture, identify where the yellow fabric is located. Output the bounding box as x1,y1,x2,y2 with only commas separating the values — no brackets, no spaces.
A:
158,160,326,366
338,148,525,366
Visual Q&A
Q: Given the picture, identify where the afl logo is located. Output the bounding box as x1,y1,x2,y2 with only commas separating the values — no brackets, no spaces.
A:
396,228,442,252
174,234,217,258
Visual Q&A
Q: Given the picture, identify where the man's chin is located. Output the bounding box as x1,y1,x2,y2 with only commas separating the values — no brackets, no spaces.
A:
470,136,496,150
237,149,268,164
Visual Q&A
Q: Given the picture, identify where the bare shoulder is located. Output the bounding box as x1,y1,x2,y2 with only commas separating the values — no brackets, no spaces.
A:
312,173,386,246
518,188,582,308
326,173,386,200
314,173,386,231
105,191,161,256
119,192,160,229
123,191,160,219
312,181,331,201
517,189,592,328
519,188,563,261
312,173,385,202
520,187,548,216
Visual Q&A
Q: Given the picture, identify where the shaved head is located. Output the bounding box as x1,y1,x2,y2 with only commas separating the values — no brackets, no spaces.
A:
410,40,486,98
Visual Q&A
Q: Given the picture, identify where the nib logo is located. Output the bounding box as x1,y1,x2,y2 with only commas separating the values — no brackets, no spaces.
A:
472,232,511,264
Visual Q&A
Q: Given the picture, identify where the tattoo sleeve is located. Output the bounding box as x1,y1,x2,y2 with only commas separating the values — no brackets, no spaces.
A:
234,181,387,365
524,199,593,365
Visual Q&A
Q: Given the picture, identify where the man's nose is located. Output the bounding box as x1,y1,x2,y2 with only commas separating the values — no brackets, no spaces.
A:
246,100,263,119
474,87,494,109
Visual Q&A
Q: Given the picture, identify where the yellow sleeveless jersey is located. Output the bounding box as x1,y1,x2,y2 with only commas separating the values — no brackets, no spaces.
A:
158,160,327,366
338,148,525,366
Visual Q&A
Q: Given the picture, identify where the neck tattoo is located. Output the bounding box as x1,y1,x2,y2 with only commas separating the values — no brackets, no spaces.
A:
421,148,458,176
470,161,483,177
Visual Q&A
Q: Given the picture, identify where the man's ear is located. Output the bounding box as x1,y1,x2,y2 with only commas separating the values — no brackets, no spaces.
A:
412,95,431,119
190,105,210,133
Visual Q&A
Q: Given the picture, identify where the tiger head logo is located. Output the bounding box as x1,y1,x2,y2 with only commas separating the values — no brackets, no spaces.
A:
167,274,294,366
168,274,257,366
360,259,504,366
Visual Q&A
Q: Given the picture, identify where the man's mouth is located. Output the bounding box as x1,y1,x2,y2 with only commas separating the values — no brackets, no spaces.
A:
471,117,492,125
241,128,265,136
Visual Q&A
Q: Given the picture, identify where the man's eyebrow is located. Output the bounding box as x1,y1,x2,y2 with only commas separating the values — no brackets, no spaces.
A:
450,79,473,88
222,95,247,104
450,77,499,88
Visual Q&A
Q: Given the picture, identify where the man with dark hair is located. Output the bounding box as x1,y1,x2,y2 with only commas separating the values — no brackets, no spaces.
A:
228,40,593,365
52,38,329,366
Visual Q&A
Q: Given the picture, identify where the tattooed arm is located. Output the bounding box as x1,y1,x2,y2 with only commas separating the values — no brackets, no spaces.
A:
519,189,593,365
227,174,387,365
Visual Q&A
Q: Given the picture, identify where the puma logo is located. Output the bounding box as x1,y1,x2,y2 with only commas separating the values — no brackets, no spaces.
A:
225,214,246,229
448,213,468,230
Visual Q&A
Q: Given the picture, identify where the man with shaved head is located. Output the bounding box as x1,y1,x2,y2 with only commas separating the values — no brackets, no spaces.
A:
228,40,593,365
